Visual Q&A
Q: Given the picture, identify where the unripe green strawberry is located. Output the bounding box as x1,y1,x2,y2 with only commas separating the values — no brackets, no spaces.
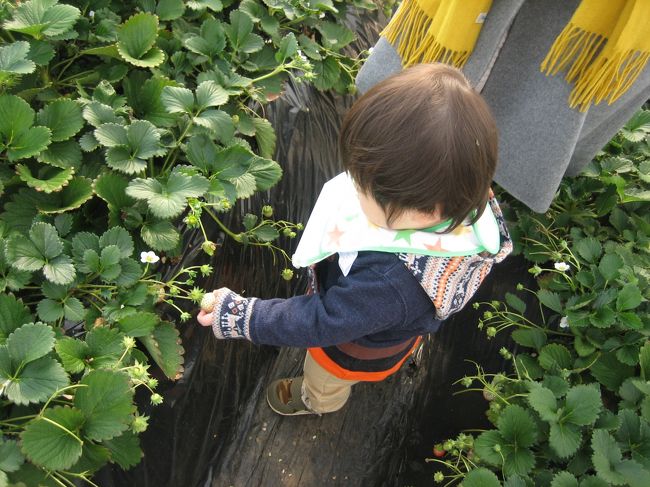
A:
201,240,217,256
281,268,294,280
262,205,273,218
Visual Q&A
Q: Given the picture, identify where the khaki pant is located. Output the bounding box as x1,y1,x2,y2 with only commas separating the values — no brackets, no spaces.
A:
301,351,359,414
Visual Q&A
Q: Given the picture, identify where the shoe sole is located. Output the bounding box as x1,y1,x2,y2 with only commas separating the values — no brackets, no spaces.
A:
266,393,317,416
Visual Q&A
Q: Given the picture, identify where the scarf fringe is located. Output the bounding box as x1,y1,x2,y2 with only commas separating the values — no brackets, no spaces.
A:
382,1,436,66
540,23,606,82
570,49,650,110
411,38,471,67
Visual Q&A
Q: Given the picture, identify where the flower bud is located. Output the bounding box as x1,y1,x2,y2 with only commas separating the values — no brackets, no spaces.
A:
262,205,273,218
281,268,294,281
131,414,149,433
201,240,217,256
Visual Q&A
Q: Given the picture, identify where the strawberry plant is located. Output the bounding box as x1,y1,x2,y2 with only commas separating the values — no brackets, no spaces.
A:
0,0,374,483
429,110,650,486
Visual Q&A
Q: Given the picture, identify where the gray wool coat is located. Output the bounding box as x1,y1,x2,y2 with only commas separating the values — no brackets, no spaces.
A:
356,0,650,213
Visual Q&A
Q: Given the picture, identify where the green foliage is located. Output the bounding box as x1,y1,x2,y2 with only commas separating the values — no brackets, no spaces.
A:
433,110,650,486
0,0,374,482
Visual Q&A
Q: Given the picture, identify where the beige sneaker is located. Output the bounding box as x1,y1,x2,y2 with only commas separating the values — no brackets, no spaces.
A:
266,377,317,416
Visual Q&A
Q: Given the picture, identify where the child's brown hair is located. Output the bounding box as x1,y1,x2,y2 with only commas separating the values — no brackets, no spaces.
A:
340,63,498,231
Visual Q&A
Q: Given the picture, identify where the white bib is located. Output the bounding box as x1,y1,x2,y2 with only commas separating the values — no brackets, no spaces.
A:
292,172,501,272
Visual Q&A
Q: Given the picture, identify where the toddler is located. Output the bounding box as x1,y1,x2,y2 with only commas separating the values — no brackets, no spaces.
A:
197,63,512,415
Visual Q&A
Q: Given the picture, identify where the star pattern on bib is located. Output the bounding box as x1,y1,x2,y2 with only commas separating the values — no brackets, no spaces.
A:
327,225,345,246
393,229,415,244
424,238,445,251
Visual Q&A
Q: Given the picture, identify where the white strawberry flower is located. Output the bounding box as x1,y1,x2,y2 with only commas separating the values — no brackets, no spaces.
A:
559,316,569,328
140,251,160,264
554,261,570,272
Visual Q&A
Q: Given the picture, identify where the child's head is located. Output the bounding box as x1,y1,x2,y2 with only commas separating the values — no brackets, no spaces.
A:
340,63,498,231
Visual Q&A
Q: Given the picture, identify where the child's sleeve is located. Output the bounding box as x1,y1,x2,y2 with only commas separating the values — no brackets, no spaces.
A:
207,264,414,347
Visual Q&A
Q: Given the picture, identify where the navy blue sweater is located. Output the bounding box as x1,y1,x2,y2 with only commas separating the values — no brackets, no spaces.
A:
250,251,441,347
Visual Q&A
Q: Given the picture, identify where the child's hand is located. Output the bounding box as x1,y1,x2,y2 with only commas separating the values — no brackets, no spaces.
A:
196,290,218,327
196,308,213,327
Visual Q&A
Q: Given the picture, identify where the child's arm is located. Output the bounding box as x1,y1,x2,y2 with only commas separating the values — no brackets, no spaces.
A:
197,264,423,348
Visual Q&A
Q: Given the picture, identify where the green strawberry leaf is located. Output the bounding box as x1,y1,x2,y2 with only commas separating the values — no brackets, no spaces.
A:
592,429,625,485
474,430,505,466
83,102,122,128
275,32,298,62
251,116,276,159
512,328,547,350
156,0,186,20
312,57,340,91
139,321,184,379
126,173,209,218
43,254,75,285
183,18,226,59
463,468,502,487
6,322,55,363
116,12,164,67
575,237,602,263
537,289,563,314
85,327,124,369
185,134,219,173
1,350,68,405
75,369,135,441
0,294,33,344
33,176,94,214
564,384,602,426
315,21,355,50
251,224,279,242
37,140,83,169
225,10,254,50
100,227,134,259
15,164,74,194
37,99,83,142
0,41,36,77
591,352,635,391
195,80,229,110
528,384,558,421
3,0,81,39
598,253,623,281
539,343,572,371
141,220,180,251
124,74,177,127
187,0,223,11
549,422,582,458
498,404,537,448
550,472,578,487
55,337,89,374
161,86,194,114
102,431,143,470
37,298,64,322
616,283,643,311
118,312,159,337
20,406,84,471
6,126,52,161
0,94,35,137
0,438,24,473
95,171,135,211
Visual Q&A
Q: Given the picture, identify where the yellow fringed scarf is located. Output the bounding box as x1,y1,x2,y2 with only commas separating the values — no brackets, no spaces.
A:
381,0,650,111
